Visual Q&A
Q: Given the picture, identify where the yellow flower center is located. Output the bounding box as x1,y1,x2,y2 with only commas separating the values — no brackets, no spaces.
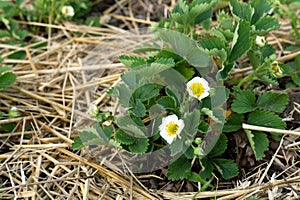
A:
190,82,204,97
272,63,279,73
165,122,179,136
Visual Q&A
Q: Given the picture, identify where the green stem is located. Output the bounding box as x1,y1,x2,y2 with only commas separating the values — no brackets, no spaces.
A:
237,73,254,88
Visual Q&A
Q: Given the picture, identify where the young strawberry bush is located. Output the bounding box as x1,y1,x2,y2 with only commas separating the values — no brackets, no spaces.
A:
72,0,290,189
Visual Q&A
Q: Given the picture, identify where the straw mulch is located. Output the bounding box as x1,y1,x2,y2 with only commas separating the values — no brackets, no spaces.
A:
0,2,300,199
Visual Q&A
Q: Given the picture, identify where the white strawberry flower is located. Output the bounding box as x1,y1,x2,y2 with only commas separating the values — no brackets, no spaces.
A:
159,114,184,144
186,77,210,100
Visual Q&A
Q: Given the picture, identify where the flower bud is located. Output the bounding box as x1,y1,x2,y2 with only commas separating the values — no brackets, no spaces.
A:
255,36,266,47
62,5,75,17
271,61,283,77
8,106,19,118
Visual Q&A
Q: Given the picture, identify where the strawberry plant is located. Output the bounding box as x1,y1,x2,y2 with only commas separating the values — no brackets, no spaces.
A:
73,0,291,188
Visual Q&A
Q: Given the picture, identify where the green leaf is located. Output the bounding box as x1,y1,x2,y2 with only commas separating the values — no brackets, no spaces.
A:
167,156,191,181
200,37,226,50
133,45,160,53
223,114,243,132
257,92,289,113
114,129,135,145
183,109,201,137
187,172,205,183
7,50,25,60
247,49,262,69
254,16,280,34
250,0,272,24
217,63,234,80
132,83,160,101
228,20,252,63
230,0,254,22
174,65,195,80
130,99,146,117
189,1,216,25
245,130,269,160
157,29,211,68
0,66,11,74
199,157,214,179
121,71,136,90
247,110,286,130
287,55,300,86
112,83,131,107
157,96,176,110
231,90,256,114
118,55,147,68
0,30,10,38
211,86,228,107
135,59,174,83
169,137,184,156
128,137,148,154
212,158,239,179
79,124,111,146
71,137,84,150
208,134,227,157
115,116,147,138
165,87,180,106
0,72,16,91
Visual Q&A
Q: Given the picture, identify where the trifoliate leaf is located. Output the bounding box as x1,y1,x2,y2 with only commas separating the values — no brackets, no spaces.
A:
245,130,269,160
257,92,289,113
208,134,227,158
167,156,191,181
247,110,286,130
223,114,243,132
114,129,135,145
128,137,148,154
231,90,256,113
229,20,252,63
212,158,239,179
230,0,254,22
